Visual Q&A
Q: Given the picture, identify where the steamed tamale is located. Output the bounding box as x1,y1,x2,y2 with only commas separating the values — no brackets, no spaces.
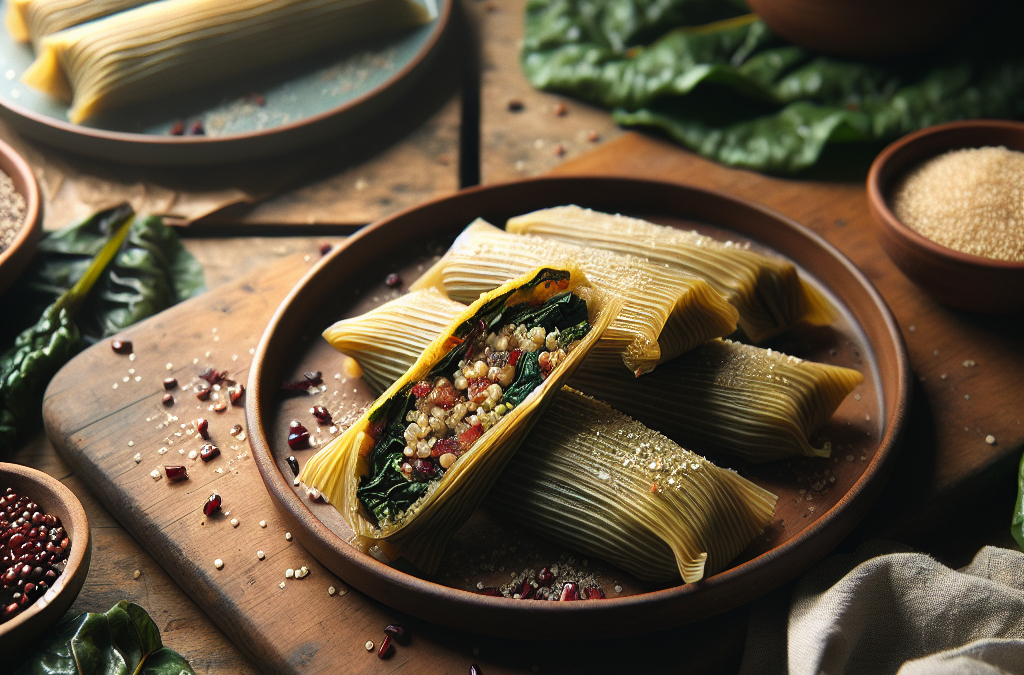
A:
410,219,738,376
507,205,835,343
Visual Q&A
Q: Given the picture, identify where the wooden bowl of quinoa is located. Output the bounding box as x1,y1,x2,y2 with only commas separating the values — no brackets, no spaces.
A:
867,119,1024,314
0,137,40,297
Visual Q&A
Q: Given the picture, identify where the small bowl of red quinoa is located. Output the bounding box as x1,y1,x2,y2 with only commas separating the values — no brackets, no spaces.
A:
867,119,1024,313
0,463,92,656
0,137,40,298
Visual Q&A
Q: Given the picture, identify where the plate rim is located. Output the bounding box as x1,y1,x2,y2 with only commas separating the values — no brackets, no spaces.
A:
246,175,912,638
0,0,452,163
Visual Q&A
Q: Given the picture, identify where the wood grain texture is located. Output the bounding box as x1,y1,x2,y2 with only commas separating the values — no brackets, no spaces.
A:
548,132,1024,542
472,0,625,184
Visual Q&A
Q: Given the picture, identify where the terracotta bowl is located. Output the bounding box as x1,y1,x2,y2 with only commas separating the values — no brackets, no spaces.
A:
745,0,987,58
867,119,1024,314
0,137,41,297
0,463,91,656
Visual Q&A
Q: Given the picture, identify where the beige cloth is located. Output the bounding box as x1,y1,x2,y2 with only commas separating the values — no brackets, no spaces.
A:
740,541,1024,675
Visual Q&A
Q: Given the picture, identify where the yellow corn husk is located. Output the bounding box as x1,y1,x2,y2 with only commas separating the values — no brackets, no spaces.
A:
6,1,151,46
488,390,777,582
21,0,434,123
301,266,621,573
410,219,738,376
507,205,835,343
323,290,863,463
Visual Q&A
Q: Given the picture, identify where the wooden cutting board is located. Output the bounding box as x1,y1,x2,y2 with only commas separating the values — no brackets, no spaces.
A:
42,134,1022,675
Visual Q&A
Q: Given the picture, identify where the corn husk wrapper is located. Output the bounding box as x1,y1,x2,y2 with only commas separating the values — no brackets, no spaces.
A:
323,290,863,463
488,391,777,582
5,0,151,46
410,219,738,376
22,0,434,123
301,266,621,573
507,205,835,343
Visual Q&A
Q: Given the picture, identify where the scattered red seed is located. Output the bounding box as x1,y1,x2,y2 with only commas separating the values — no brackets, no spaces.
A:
282,371,323,392
310,406,332,425
553,102,567,116
507,99,524,112
228,383,245,404
203,493,222,516
247,92,265,107
383,624,407,644
189,121,205,135
384,272,402,288
163,377,177,390
169,121,185,136
552,143,566,157
288,421,310,449
537,567,554,587
286,456,300,476
195,382,211,401
200,444,220,462
197,418,210,440
318,241,332,256
230,424,243,436
586,130,600,142
162,393,175,406
164,465,188,482
470,665,482,675
199,368,228,384
110,339,132,354
377,634,392,659
584,586,606,599
559,582,579,601
213,401,227,412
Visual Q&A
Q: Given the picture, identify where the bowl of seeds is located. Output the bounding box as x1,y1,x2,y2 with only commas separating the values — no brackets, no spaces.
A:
0,138,40,297
867,119,1024,314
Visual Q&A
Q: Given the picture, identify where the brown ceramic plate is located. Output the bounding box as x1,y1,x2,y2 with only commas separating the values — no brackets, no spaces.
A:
867,119,1024,313
247,177,910,639
0,462,92,655
0,136,40,297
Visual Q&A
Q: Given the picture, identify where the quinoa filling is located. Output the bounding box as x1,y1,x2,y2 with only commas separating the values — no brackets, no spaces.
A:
356,270,591,527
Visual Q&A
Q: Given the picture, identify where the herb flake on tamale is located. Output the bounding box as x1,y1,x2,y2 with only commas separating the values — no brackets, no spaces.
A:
301,266,621,573
410,218,738,376
507,205,835,343
322,290,863,463
21,0,435,123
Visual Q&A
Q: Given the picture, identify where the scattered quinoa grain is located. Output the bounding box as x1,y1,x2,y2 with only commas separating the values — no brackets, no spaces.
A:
365,640,374,651
963,359,976,367
985,435,996,445
328,586,336,595
230,518,239,527
259,520,267,528
133,570,141,579
214,559,223,570
891,146,1024,262
279,582,286,589
285,532,292,541
285,568,294,578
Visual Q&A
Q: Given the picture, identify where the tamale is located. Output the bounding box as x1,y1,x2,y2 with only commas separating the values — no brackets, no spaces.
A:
489,391,777,582
22,0,435,123
6,1,151,46
323,290,863,463
300,266,621,573
507,205,835,343
410,219,738,376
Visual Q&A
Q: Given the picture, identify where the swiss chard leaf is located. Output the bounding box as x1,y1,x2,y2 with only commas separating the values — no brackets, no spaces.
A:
1013,450,1024,551
522,0,1024,172
12,601,196,675
502,349,544,408
0,205,205,346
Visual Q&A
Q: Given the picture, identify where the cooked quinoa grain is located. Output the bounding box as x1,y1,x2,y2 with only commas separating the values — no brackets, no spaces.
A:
891,146,1024,262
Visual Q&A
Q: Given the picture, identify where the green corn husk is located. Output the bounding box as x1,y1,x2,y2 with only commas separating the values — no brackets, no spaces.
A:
323,290,863,463
21,0,434,122
6,0,151,45
410,218,738,376
507,205,835,343
302,266,621,573
491,390,777,582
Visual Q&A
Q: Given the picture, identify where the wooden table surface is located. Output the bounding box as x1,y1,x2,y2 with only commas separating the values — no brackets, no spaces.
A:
5,0,1022,673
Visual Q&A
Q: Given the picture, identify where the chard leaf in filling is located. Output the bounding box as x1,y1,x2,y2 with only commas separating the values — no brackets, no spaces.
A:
356,283,591,526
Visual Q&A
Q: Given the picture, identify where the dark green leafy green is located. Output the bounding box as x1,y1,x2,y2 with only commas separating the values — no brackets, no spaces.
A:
1,205,205,346
522,0,1024,172
1013,450,1023,551
12,600,196,675
0,214,134,455
502,350,544,408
